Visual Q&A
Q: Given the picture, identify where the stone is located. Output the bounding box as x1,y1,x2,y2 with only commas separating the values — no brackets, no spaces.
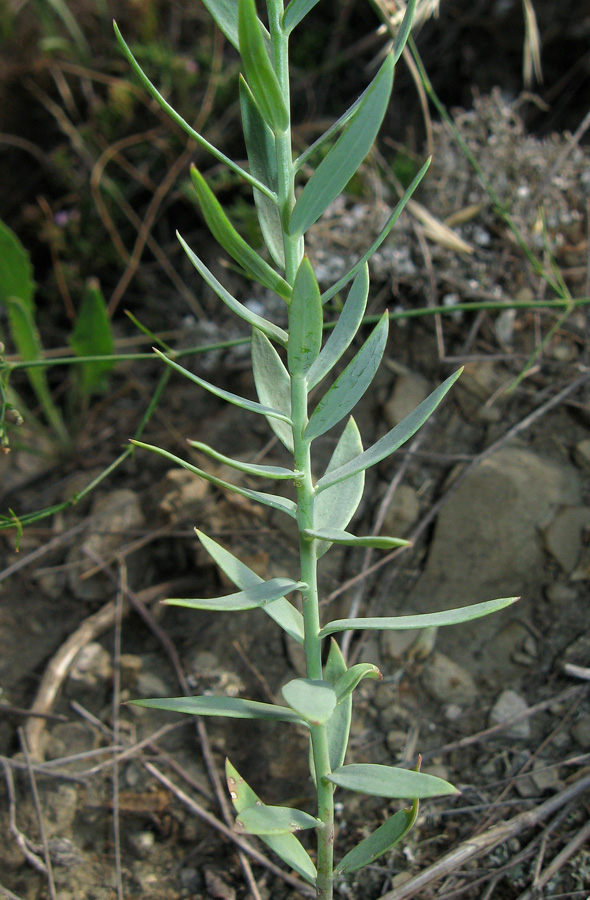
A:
386,729,408,754
158,468,208,521
489,689,531,739
135,671,173,698
383,372,430,427
421,652,478,704
573,439,590,472
380,484,420,538
571,716,590,749
68,642,112,692
542,506,590,572
545,581,579,604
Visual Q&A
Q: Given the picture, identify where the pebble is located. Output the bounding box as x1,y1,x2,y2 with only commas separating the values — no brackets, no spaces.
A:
573,439,590,472
545,581,579,604
571,715,590,749
543,506,590,572
135,671,173,698
421,652,478,704
489,689,531,739
68,642,112,691
386,729,408,754
383,372,430,427
380,484,420,538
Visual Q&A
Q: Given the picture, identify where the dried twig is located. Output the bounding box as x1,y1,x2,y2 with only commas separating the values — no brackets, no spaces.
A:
18,729,57,900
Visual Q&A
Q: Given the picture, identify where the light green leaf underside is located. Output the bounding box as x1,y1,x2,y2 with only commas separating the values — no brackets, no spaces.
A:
238,0,289,133
323,640,351,771
251,328,294,451
131,441,297,518
319,597,519,638
190,166,290,300
153,347,292,424
305,312,389,442
236,804,321,835
226,760,317,885
289,53,394,237
282,0,322,33
131,695,306,726
334,663,382,705
188,440,298,480
177,233,287,346
321,157,431,304
282,678,337,725
307,265,369,389
197,530,305,643
202,0,271,51
304,528,409,550
164,577,305,612
326,764,459,799
315,369,462,492
288,257,323,376
239,77,285,269
314,417,364,558
335,802,418,875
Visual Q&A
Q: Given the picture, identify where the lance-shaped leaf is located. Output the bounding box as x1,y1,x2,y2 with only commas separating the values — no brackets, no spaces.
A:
314,417,365,558
307,265,368,389
152,347,292,424
236,805,321,835
282,678,337,726
188,440,299,480
282,0,322,33
303,528,409,550
164,577,305,612
391,0,418,65
335,801,418,875
325,764,458,799
315,369,462,493
323,639,351,771
190,166,291,301
288,257,323,376
320,158,431,305
251,328,294,451
319,596,519,638
239,77,285,270
202,0,270,51
197,530,305,643
131,695,307,727
334,663,382,705
131,441,297,518
238,0,289,134
178,233,287,346
289,54,394,237
226,759,317,885
305,312,388,442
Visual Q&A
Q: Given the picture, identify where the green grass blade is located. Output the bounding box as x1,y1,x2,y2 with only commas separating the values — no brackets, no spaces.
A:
315,369,462,492
326,764,458,799
288,257,323,375
282,679,337,726
188,440,299,479
251,329,294,451
304,528,409,550
319,597,520,638
131,695,307,726
236,805,321,835
314,417,365,558
238,0,289,134
165,577,306,612
335,803,418,874
289,54,394,236
282,0,322,33
305,312,388,441
69,279,114,397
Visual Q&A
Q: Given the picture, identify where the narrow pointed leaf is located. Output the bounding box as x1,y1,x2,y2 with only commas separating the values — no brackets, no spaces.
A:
177,233,287,346
315,369,462,492
282,0,322,33
319,597,519,638
239,77,285,269
303,528,409,550
197,531,304,643
131,695,306,726
335,802,418,875
282,679,337,725
321,158,431,304
326,764,459,799
391,0,418,65
238,0,289,134
307,265,368,388
251,328,294,451
314,417,364,558
323,639,351,770
201,0,271,51
226,760,317,885
131,441,297,518
188,440,299,480
289,54,394,236
236,805,321,835
164,577,305,612
305,312,389,441
334,663,382,705
152,347,292,423
69,279,114,396
288,257,323,375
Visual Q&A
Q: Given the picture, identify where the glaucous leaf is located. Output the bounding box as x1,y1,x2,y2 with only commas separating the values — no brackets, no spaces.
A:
288,257,323,375
289,54,394,237
323,639,351,771
282,0,322,33
314,417,364,558
190,166,291,301
131,695,307,726
164,577,306,612
238,0,289,134
236,805,321,835
202,0,245,50
391,0,418,65
303,528,409,550
334,663,382,705
335,801,418,875
319,596,519,638
306,265,369,388
251,328,294,451
282,678,337,725
197,531,305,642
305,312,388,441
226,760,317,885
315,369,462,492
326,764,459,799
178,232,287,346
188,440,298,480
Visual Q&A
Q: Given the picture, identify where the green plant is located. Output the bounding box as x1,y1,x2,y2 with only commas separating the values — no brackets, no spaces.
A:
115,1,517,896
